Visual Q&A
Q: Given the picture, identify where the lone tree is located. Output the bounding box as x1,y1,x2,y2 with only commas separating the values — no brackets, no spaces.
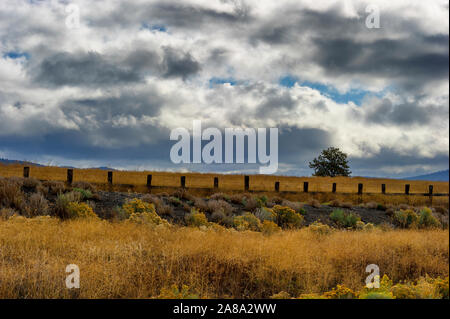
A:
309,147,351,177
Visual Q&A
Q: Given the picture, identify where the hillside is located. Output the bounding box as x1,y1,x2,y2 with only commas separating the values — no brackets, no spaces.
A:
405,170,449,182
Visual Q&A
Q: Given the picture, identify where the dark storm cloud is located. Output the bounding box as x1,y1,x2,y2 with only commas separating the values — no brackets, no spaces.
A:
349,147,449,171
32,47,201,87
312,37,449,80
89,1,251,30
250,8,362,46
62,91,164,119
161,47,201,80
278,126,333,165
122,49,161,74
250,6,448,92
149,2,251,28
363,99,448,126
33,52,142,87
0,128,172,162
258,89,297,113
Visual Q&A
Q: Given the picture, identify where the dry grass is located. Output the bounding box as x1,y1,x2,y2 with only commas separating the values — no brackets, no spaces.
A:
0,217,447,298
1,163,448,195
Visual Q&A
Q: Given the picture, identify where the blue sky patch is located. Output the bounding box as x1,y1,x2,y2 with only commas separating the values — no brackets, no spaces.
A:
141,23,167,32
279,75,386,105
209,77,238,87
3,51,30,60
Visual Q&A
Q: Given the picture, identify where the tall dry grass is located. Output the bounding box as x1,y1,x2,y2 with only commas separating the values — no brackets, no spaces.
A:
0,217,448,298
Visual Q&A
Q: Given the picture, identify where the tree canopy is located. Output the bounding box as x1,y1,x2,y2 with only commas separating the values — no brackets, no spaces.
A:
309,147,351,177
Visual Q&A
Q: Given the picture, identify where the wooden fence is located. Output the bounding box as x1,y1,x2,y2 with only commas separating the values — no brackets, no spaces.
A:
19,166,449,199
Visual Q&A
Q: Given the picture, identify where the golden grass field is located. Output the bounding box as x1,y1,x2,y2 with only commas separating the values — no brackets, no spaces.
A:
0,217,448,299
1,163,448,207
1,163,448,194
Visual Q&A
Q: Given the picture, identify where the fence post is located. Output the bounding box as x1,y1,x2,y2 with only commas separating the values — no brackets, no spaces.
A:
429,185,433,206
358,183,363,195
23,166,30,178
303,182,309,193
381,184,386,194
214,177,219,189
67,169,73,185
275,181,280,192
147,175,152,188
181,176,186,188
107,171,113,184
405,184,410,195
244,176,249,191
332,183,337,193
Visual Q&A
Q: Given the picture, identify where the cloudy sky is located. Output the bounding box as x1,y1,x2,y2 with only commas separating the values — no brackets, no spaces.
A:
0,0,448,177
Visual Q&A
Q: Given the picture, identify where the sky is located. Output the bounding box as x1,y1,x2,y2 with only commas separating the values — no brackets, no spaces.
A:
0,0,448,178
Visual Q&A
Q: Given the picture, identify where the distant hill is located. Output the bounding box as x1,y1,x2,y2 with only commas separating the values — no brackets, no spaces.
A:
0,158,44,167
0,158,115,171
404,170,449,182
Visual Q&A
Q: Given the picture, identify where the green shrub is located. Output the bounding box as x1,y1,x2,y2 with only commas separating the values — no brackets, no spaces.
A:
233,212,261,231
73,188,93,200
254,207,277,222
359,291,394,299
256,195,268,207
330,209,345,224
330,209,360,228
393,209,418,228
54,193,71,219
272,205,304,229
24,193,49,217
418,207,441,229
280,200,305,215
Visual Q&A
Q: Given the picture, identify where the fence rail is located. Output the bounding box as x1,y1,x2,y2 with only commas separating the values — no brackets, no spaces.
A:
16,166,449,198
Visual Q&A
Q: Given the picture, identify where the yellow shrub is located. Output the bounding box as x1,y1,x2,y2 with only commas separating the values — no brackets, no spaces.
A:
393,209,418,228
363,223,375,231
233,212,261,231
272,205,304,229
434,277,449,299
261,220,281,235
123,198,156,215
390,283,417,299
185,209,209,227
323,285,358,299
67,202,98,219
298,293,327,299
308,221,332,235
356,220,365,230
414,277,442,299
124,198,168,226
158,284,199,299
